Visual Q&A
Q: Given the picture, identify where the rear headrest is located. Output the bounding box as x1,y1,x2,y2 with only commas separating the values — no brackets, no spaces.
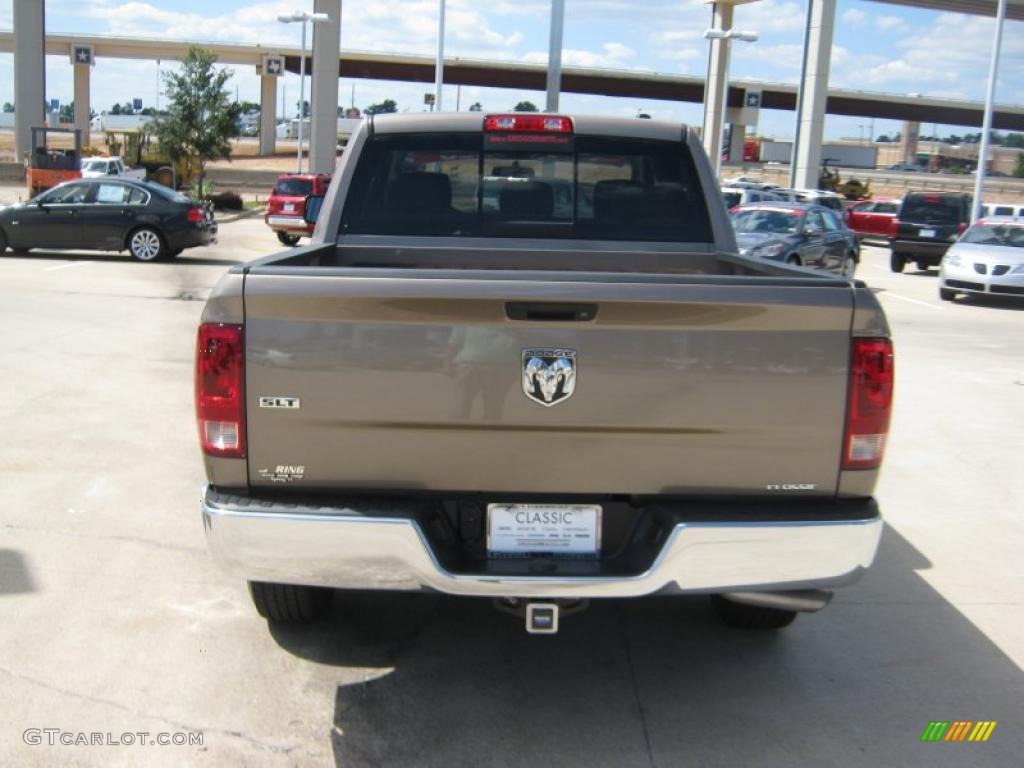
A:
385,172,452,214
593,179,685,224
499,181,554,220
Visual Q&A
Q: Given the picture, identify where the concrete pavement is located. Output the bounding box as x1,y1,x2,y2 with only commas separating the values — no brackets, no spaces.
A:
0,224,1021,766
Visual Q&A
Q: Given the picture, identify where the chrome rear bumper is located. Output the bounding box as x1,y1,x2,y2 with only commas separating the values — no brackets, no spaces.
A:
201,486,883,599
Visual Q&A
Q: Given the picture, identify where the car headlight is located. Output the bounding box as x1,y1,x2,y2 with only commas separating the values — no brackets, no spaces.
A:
944,253,961,267
749,242,785,259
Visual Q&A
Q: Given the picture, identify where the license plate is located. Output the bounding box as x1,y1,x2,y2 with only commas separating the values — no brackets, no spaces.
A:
487,504,601,556
283,203,295,213
920,228,936,238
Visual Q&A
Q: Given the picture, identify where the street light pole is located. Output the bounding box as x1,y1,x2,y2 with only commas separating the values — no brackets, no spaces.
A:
703,26,758,179
435,0,446,112
278,11,330,174
972,0,1006,223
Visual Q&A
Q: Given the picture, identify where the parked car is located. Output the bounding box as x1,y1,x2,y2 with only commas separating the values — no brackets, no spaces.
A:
939,217,1024,301
0,178,216,261
722,186,784,209
80,155,146,180
773,188,846,214
887,163,925,172
723,175,779,190
845,197,901,241
265,173,332,246
980,202,1022,219
731,202,860,277
890,192,971,272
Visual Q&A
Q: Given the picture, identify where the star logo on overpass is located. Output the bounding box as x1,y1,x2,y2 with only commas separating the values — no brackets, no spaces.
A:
74,46,92,65
265,58,282,75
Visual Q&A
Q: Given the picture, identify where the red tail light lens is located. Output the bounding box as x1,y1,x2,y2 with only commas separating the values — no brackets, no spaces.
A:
187,206,206,223
195,323,245,458
957,222,968,235
484,114,573,133
843,338,894,470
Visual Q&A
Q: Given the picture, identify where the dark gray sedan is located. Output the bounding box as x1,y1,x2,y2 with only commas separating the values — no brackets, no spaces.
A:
731,202,860,277
0,178,217,261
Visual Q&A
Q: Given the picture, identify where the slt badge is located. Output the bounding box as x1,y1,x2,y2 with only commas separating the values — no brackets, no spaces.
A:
522,348,577,407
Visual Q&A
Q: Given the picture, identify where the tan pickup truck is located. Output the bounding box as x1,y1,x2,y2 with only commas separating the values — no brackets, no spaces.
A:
196,114,893,635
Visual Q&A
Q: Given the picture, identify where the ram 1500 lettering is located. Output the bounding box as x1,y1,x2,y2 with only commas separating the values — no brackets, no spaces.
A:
197,114,893,634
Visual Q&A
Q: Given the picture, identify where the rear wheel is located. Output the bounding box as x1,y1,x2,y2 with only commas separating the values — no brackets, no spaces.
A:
128,227,165,261
840,253,857,278
890,252,906,273
916,260,931,272
785,255,802,266
939,287,957,301
248,581,332,623
277,231,301,247
0,228,7,254
711,595,798,630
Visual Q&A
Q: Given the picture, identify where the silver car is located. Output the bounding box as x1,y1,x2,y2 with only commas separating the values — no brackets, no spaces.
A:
939,217,1024,301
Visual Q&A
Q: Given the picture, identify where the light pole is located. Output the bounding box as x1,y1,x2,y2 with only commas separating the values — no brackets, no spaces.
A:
703,26,758,179
278,11,330,173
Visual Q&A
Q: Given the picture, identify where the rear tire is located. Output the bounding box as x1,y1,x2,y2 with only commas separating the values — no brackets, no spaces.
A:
890,252,906,273
0,228,7,254
248,581,332,623
841,253,857,278
277,231,301,247
711,595,798,630
916,260,931,272
128,227,165,261
786,255,802,266
939,287,956,302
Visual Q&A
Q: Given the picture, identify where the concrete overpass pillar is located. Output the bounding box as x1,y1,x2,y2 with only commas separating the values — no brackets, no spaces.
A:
701,2,733,177
260,74,277,156
790,0,836,189
73,58,91,147
727,121,747,164
309,0,341,174
13,0,46,160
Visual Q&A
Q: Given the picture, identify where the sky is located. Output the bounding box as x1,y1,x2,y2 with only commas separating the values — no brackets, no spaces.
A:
1,0,1022,141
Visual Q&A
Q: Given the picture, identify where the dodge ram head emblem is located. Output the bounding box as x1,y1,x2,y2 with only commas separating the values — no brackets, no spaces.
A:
522,349,577,407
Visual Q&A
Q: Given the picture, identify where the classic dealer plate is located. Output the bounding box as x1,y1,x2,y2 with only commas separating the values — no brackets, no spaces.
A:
487,504,602,556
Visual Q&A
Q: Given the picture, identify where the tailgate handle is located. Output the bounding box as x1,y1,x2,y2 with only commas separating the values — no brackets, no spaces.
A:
505,302,598,322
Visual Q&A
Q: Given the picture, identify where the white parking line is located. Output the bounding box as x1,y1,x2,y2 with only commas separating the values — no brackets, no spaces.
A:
44,261,95,272
877,291,941,310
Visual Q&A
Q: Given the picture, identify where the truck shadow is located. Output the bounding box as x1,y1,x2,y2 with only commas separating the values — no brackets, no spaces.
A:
7,250,242,267
269,526,1021,768
0,549,37,595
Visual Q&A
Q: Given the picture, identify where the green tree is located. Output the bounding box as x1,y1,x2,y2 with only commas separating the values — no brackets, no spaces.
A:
153,47,240,193
365,99,398,115
513,101,538,112
295,99,310,118
468,102,483,112
110,103,122,115
237,100,261,114
2,102,14,113
1013,152,1024,179
59,102,75,123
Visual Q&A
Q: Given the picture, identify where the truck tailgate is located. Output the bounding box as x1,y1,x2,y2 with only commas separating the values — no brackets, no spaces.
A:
242,271,854,496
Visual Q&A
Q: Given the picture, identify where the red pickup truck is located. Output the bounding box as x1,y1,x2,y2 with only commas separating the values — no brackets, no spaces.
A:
845,197,901,242
264,173,331,246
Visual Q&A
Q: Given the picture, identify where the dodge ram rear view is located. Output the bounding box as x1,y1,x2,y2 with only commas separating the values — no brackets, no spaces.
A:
197,114,893,634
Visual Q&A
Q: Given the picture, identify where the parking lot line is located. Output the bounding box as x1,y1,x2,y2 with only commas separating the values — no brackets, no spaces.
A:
44,261,95,272
877,291,941,310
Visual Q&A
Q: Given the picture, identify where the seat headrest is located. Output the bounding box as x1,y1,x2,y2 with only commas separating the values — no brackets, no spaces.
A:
498,181,554,220
385,172,452,214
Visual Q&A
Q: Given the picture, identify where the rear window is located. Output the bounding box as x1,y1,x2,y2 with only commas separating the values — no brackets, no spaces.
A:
900,195,966,224
340,133,713,242
274,178,314,197
722,191,741,208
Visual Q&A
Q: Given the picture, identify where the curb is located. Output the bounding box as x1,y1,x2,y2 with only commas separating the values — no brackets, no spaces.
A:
215,206,267,224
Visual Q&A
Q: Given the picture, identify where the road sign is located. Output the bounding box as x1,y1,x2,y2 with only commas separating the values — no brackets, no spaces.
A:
71,44,93,66
263,56,284,77
745,91,762,109
49,98,60,111
133,98,143,110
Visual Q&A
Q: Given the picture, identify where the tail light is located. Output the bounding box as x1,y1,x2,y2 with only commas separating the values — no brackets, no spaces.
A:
484,114,573,133
187,206,206,223
195,323,245,458
957,222,968,235
843,339,894,470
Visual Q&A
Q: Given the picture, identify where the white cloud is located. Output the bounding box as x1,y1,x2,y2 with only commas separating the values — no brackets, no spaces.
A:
734,1,805,34
843,9,867,28
523,41,636,69
875,15,906,32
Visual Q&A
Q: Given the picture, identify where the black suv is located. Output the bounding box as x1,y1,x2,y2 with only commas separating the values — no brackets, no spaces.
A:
890,192,971,272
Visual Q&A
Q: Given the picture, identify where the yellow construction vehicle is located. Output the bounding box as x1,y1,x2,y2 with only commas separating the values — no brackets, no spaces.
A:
103,128,197,189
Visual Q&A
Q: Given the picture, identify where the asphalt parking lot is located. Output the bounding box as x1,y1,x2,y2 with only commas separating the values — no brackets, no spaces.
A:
1,217,1021,767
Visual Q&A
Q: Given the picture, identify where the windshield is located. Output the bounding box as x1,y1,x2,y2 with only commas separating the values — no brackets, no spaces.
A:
82,160,107,172
901,196,964,224
340,133,713,242
274,178,314,197
960,223,1024,248
731,208,802,235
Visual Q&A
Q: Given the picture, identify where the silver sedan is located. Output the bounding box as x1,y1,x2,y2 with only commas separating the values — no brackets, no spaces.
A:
939,218,1024,301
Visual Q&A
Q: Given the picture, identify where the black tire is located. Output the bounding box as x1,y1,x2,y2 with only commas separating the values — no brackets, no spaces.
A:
890,252,906,273
248,581,332,623
277,231,302,247
127,227,166,261
916,261,931,272
711,595,798,630
786,255,802,266
166,248,183,258
841,253,858,278
939,287,956,302
0,227,7,254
